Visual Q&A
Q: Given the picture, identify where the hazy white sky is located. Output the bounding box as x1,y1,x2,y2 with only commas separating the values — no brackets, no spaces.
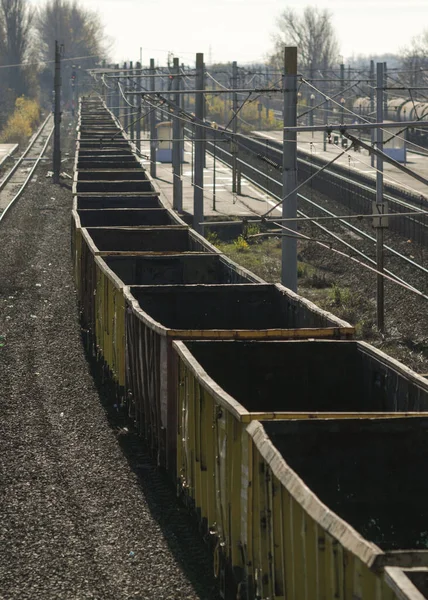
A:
30,0,428,65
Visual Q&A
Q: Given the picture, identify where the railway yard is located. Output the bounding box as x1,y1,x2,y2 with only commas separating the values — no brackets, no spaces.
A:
2,0,428,595
2,77,428,600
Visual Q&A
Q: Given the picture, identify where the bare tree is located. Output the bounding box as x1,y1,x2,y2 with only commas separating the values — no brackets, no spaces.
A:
0,0,34,97
400,31,428,90
271,6,339,77
35,0,107,101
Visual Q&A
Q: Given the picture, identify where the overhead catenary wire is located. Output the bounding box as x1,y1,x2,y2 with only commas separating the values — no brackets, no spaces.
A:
301,76,428,154
271,218,428,300
90,88,428,301
97,73,428,205
0,52,103,69
95,72,428,206
262,145,353,218
94,67,428,203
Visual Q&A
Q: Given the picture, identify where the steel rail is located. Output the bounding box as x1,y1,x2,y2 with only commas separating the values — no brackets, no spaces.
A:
296,154,428,234
236,132,428,244
0,113,53,192
249,132,428,214
0,115,54,224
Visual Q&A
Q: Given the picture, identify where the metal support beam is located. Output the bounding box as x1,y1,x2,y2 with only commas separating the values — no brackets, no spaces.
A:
232,60,238,193
135,62,142,152
370,60,375,167
383,61,388,117
150,58,157,178
172,57,183,211
129,61,134,141
123,62,128,131
194,52,204,234
53,40,61,185
212,132,217,211
265,65,270,119
282,46,298,292
114,64,120,118
340,63,345,140
375,62,386,333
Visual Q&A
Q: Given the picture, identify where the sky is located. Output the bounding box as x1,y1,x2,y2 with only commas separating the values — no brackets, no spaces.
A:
29,0,428,66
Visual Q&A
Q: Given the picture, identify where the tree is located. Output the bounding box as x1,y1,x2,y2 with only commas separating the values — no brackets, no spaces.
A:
270,6,339,77
400,31,428,89
0,0,34,97
35,0,107,102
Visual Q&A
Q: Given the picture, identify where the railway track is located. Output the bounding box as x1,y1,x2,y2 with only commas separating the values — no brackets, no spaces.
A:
0,113,54,224
198,130,428,298
201,127,428,246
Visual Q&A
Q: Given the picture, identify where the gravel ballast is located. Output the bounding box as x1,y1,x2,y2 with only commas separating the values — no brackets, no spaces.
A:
0,135,220,599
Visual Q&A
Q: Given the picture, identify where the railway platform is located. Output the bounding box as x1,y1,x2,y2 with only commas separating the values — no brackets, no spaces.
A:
138,133,277,221
0,143,18,168
255,129,428,199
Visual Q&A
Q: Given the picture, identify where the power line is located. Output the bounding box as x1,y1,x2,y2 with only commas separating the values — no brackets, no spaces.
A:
0,53,102,69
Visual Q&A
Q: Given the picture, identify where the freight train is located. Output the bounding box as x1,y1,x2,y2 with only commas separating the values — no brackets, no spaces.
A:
353,96,428,146
73,96,428,600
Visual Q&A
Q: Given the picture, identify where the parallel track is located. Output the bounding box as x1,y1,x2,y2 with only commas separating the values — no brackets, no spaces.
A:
0,113,54,224
201,127,428,246
198,131,428,297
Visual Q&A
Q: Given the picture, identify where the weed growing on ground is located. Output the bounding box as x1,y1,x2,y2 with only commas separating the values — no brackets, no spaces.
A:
245,223,261,240
328,283,351,307
233,235,250,252
206,231,220,246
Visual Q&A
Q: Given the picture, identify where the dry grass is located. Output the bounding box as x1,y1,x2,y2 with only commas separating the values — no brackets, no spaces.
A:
1,96,41,146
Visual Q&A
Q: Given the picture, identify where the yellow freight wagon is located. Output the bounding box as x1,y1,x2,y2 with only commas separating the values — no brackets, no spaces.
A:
172,340,428,598
126,286,354,471
246,418,428,600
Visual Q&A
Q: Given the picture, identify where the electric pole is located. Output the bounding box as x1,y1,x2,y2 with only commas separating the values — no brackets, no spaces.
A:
282,47,298,292
114,64,120,119
194,52,204,234
123,62,128,132
383,62,388,117
370,60,375,167
53,40,62,185
129,61,134,142
340,62,345,141
375,62,387,332
150,58,157,178
172,57,183,211
231,60,238,193
135,62,142,152
71,64,77,117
